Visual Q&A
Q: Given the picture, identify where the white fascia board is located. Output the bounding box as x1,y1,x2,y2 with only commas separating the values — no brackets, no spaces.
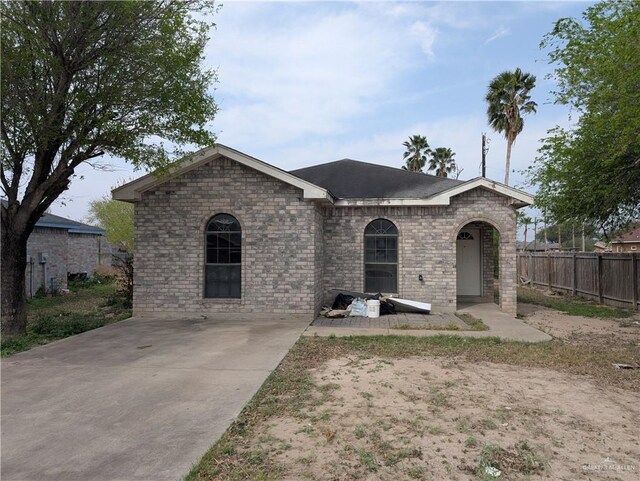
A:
334,178,534,207
112,144,333,203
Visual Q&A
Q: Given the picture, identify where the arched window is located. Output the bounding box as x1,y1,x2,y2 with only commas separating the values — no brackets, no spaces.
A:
364,219,398,293
205,214,241,298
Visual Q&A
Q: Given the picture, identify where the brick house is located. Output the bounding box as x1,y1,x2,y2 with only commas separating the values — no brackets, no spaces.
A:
113,144,533,318
611,226,640,253
2,200,109,296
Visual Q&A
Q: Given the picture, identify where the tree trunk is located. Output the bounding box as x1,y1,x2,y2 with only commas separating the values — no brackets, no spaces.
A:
1,228,29,337
504,138,513,185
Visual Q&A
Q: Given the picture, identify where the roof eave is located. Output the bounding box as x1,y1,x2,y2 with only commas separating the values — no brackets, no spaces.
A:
333,178,534,207
112,144,333,203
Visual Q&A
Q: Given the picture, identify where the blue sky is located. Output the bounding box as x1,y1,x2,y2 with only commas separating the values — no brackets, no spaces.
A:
53,1,592,226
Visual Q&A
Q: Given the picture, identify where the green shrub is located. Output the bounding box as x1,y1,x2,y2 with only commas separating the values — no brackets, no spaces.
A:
31,313,106,338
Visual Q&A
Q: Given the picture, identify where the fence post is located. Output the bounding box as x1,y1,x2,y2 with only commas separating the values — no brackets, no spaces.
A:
528,253,532,282
547,253,552,290
597,254,604,304
632,252,638,311
572,252,577,296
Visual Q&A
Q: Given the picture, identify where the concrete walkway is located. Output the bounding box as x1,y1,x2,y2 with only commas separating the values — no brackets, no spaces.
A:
1,316,310,481
304,302,552,342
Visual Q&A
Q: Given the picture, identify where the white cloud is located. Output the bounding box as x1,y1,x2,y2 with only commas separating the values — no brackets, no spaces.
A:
409,21,438,59
206,3,440,149
484,25,511,44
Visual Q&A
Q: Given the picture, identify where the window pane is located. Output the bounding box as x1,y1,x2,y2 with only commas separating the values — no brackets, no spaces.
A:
207,214,241,232
218,248,230,264
365,249,376,262
364,219,398,294
205,214,242,298
230,233,241,248
230,249,241,264
205,265,241,298
364,264,397,293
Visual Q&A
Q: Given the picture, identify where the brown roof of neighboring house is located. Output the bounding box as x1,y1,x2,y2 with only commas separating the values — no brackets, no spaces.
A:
612,226,640,243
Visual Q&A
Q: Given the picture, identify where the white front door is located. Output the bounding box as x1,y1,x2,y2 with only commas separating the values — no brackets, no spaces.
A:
456,228,481,296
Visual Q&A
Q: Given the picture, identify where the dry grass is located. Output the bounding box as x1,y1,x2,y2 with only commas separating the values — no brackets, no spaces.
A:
185,329,639,481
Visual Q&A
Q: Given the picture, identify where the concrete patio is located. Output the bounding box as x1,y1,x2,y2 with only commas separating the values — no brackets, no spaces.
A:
305,301,552,342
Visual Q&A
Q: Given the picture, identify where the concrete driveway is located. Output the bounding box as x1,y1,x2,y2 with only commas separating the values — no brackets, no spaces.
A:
1,316,310,481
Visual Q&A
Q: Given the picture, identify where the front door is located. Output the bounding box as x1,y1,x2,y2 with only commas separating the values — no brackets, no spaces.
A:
456,228,481,296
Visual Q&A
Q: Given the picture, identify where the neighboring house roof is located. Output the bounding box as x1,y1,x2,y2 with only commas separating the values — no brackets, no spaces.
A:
612,226,640,244
112,144,534,208
1,200,104,235
523,241,560,251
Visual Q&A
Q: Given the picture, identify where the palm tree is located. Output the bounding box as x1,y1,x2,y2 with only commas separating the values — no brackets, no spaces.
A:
485,68,537,185
516,212,533,252
402,135,430,172
428,147,457,177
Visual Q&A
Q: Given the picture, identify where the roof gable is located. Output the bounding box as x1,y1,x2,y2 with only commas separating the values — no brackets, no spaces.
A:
613,226,640,243
112,144,332,202
111,145,533,208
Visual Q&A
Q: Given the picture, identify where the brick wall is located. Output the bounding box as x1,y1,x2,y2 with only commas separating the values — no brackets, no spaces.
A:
133,156,322,318
25,227,69,295
67,233,102,275
133,162,518,318
24,228,104,296
322,188,517,314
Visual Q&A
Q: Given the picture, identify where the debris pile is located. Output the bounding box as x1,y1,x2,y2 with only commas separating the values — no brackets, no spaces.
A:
320,290,431,318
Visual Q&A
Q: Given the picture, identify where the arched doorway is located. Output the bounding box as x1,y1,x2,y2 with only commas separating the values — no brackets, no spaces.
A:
456,221,500,304
456,228,482,296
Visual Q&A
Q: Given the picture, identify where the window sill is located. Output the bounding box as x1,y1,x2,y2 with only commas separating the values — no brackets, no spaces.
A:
201,298,243,304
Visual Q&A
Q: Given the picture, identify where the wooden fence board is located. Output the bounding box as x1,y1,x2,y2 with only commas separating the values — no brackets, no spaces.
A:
517,252,639,310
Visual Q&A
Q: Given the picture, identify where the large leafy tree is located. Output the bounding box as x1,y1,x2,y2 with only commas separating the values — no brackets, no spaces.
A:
530,0,640,235
87,197,134,253
428,147,457,177
401,135,430,172
485,68,537,185
1,1,218,336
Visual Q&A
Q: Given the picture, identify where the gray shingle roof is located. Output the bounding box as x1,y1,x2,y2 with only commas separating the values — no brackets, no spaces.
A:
290,159,463,199
1,199,104,235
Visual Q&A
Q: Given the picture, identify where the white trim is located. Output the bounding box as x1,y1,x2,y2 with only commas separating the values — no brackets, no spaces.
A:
334,178,534,207
112,144,333,202
112,147,533,208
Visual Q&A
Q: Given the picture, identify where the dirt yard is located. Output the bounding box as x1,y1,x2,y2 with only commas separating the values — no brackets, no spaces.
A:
187,304,640,481
519,302,640,349
252,355,637,481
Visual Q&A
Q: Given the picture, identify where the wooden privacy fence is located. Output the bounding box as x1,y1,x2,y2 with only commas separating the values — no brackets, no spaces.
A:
517,252,639,310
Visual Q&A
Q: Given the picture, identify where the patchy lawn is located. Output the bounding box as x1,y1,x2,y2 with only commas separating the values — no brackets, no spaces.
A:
1,280,131,357
186,316,639,481
517,286,633,319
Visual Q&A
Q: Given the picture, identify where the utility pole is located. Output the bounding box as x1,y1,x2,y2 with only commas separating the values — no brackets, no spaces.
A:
533,218,538,252
582,223,586,252
481,133,488,177
558,224,562,250
572,223,576,251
